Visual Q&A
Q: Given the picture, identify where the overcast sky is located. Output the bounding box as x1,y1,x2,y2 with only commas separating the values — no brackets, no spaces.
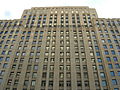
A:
0,0,120,20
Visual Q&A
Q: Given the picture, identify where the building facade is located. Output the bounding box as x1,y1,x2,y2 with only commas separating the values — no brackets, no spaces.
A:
0,6,120,90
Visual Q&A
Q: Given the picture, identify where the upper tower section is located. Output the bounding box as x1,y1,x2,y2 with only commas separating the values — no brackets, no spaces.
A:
21,6,98,28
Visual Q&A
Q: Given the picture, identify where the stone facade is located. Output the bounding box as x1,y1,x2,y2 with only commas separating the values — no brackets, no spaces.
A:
0,6,120,90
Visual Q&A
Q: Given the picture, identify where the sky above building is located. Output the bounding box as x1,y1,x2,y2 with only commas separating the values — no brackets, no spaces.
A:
0,0,120,20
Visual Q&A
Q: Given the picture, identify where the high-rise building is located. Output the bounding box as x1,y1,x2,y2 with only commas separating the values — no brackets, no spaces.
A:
0,6,120,90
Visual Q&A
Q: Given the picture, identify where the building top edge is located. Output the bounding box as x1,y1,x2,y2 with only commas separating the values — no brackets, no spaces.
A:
31,6,91,9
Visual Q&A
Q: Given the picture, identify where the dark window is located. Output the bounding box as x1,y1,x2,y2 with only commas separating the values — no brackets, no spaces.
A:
108,64,113,69
104,51,109,55
112,79,117,85
113,57,118,62
110,71,115,76
97,58,102,63
96,52,100,56
100,72,105,78
106,57,111,62
102,80,107,86
0,57,3,61
111,50,115,55
115,64,120,69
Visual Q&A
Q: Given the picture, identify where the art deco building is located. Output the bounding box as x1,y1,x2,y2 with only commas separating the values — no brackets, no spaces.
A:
0,6,120,90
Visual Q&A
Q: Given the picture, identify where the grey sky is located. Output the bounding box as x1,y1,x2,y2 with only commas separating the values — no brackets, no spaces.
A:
0,0,120,20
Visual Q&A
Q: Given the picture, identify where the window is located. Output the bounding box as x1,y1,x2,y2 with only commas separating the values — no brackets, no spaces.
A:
14,80,19,85
107,39,111,43
111,50,115,55
76,65,80,70
108,64,113,69
31,80,36,86
59,81,64,87
24,80,29,86
45,52,49,56
35,58,39,62
99,65,104,70
116,45,120,49
22,52,26,56
75,52,79,56
49,72,54,78
109,45,113,48
66,65,70,71
0,70,5,76
9,72,14,77
104,51,109,55
66,72,71,78
18,64,22,69
114,88,119,90
32,72,37,78
16,72,21,77
91,58,95,62
36,52,40,56
77,81,81,87
110,71,115,76
43,65,47,70
42,72,47,78
60,52,64,56
5,57,10,62
97,58,102,63
118,71,120,76
83,65,87,71
10,45,13,49
27,65,31,70
25,72,30,78
100,72,105,78
113,57,118,62
95,46,99,50
51,52,55,56
84,81,89,87
50,65,54,70
95,80,100,87
8,51,12,55
106,57,111,62
3,63,8,68
60,46,64,50
103,45,107,49
0,57,3,62
49,81,53,87
59,65,64,70
118,51,120,55
102,80,107,86
59,72,64,79
93,65,97,70
39,36,43,39
112,79,117,85
115,64,120,69
16,52,20,56
40,31,43,34
113,35,117,39
66,81,71,87
0,78,3,84
2,51,6,55
114,40,118,44
44,58,48,62
7,79,12,85
101,39,105,43
96,52,100,56
84,72,88,78
4,45,8,49
94,40,97,44
60,58,64,63
41,80,46,87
